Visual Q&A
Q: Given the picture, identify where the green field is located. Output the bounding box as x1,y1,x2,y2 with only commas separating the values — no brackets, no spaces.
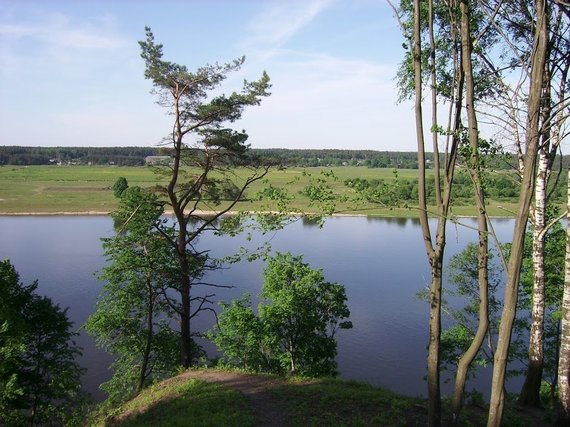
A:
0,165,520,217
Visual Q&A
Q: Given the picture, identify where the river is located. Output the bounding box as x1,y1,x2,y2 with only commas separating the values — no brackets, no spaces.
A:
0,215,518,401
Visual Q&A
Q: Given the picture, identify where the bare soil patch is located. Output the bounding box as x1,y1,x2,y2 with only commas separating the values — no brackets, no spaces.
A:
181,370,296,427
45,186,109,192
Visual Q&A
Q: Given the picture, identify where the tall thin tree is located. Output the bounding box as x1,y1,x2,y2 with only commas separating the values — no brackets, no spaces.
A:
558,169,570,426
450,1,490,421
487,0,548,424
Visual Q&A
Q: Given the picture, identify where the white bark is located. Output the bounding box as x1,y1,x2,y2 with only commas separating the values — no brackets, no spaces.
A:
519,150,549,405
558,169,570,422
530,152,548,363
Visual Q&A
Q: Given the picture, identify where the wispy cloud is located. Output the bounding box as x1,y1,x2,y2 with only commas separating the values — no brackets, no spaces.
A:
0,12,127,50
240,0,335,61
0,9,134,84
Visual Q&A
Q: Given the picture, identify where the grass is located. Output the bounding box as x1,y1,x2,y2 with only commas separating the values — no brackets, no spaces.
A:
269,378,427,426
92,376,256,427
0,164,527,216
0,165,164,214
87,369,552,427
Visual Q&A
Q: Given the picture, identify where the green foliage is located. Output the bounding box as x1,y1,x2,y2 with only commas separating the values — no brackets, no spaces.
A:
208,295,277,373
345,170,410,208
112,177,129,198
344,168,533,207
0,146,160,166
210,252,352,377
300,169,345,217
395,0,500,103
0,260,87,426
85,187,182,403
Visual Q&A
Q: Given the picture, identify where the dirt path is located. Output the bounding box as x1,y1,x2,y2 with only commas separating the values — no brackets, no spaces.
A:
181,370,289,427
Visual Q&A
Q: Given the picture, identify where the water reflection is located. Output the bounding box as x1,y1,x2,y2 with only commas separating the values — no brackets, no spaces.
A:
0,215,518,402
366,216,416,227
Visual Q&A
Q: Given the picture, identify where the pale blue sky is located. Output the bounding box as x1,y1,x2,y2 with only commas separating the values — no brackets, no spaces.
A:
0,0,416,150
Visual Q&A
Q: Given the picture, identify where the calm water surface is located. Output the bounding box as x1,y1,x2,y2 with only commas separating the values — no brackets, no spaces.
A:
0,215,517,401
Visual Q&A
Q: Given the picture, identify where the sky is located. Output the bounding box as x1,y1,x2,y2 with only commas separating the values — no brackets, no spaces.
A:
0,0,416,151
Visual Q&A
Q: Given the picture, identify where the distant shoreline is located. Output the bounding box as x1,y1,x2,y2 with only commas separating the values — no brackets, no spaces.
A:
0,211,113,216
0,210,372,218
0,211,510,220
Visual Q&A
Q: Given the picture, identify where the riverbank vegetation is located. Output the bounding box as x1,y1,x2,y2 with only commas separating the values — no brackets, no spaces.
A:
0,260,88,426
0,164,559,217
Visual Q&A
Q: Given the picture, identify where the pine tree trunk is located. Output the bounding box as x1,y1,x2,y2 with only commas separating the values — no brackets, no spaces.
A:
178,227,192,368
169,110,193,369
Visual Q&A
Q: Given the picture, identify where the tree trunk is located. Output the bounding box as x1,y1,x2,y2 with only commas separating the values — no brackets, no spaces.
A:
487,1,547,425
427,261,443,426
451,2,489,421
519,152,549,407
412,1,464,424
138,275,154,393
178,224,192,368
558,169,570,425
412,1,441,424
168,117,193,369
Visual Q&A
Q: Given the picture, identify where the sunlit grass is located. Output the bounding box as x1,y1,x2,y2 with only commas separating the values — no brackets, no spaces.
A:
0,165,529,217
91,377,255,427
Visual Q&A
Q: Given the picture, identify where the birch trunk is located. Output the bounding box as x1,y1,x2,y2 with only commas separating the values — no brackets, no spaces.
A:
558,169,570,424
519,152,549,407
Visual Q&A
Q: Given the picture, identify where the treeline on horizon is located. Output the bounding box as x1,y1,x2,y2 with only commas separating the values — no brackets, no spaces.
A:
0,145,534,169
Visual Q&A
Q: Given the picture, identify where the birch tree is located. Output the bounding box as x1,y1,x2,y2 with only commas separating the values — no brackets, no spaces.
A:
559,169,570,427
519,1,570,406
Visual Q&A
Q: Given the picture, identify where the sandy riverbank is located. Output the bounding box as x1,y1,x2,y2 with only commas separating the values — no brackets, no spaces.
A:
0,210,375,217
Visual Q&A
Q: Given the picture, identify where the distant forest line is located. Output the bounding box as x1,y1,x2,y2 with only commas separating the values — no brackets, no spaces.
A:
0,145,542,169
4,146,570,176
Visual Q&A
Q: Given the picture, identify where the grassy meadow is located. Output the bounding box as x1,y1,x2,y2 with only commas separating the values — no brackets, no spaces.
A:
0,165,520,217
